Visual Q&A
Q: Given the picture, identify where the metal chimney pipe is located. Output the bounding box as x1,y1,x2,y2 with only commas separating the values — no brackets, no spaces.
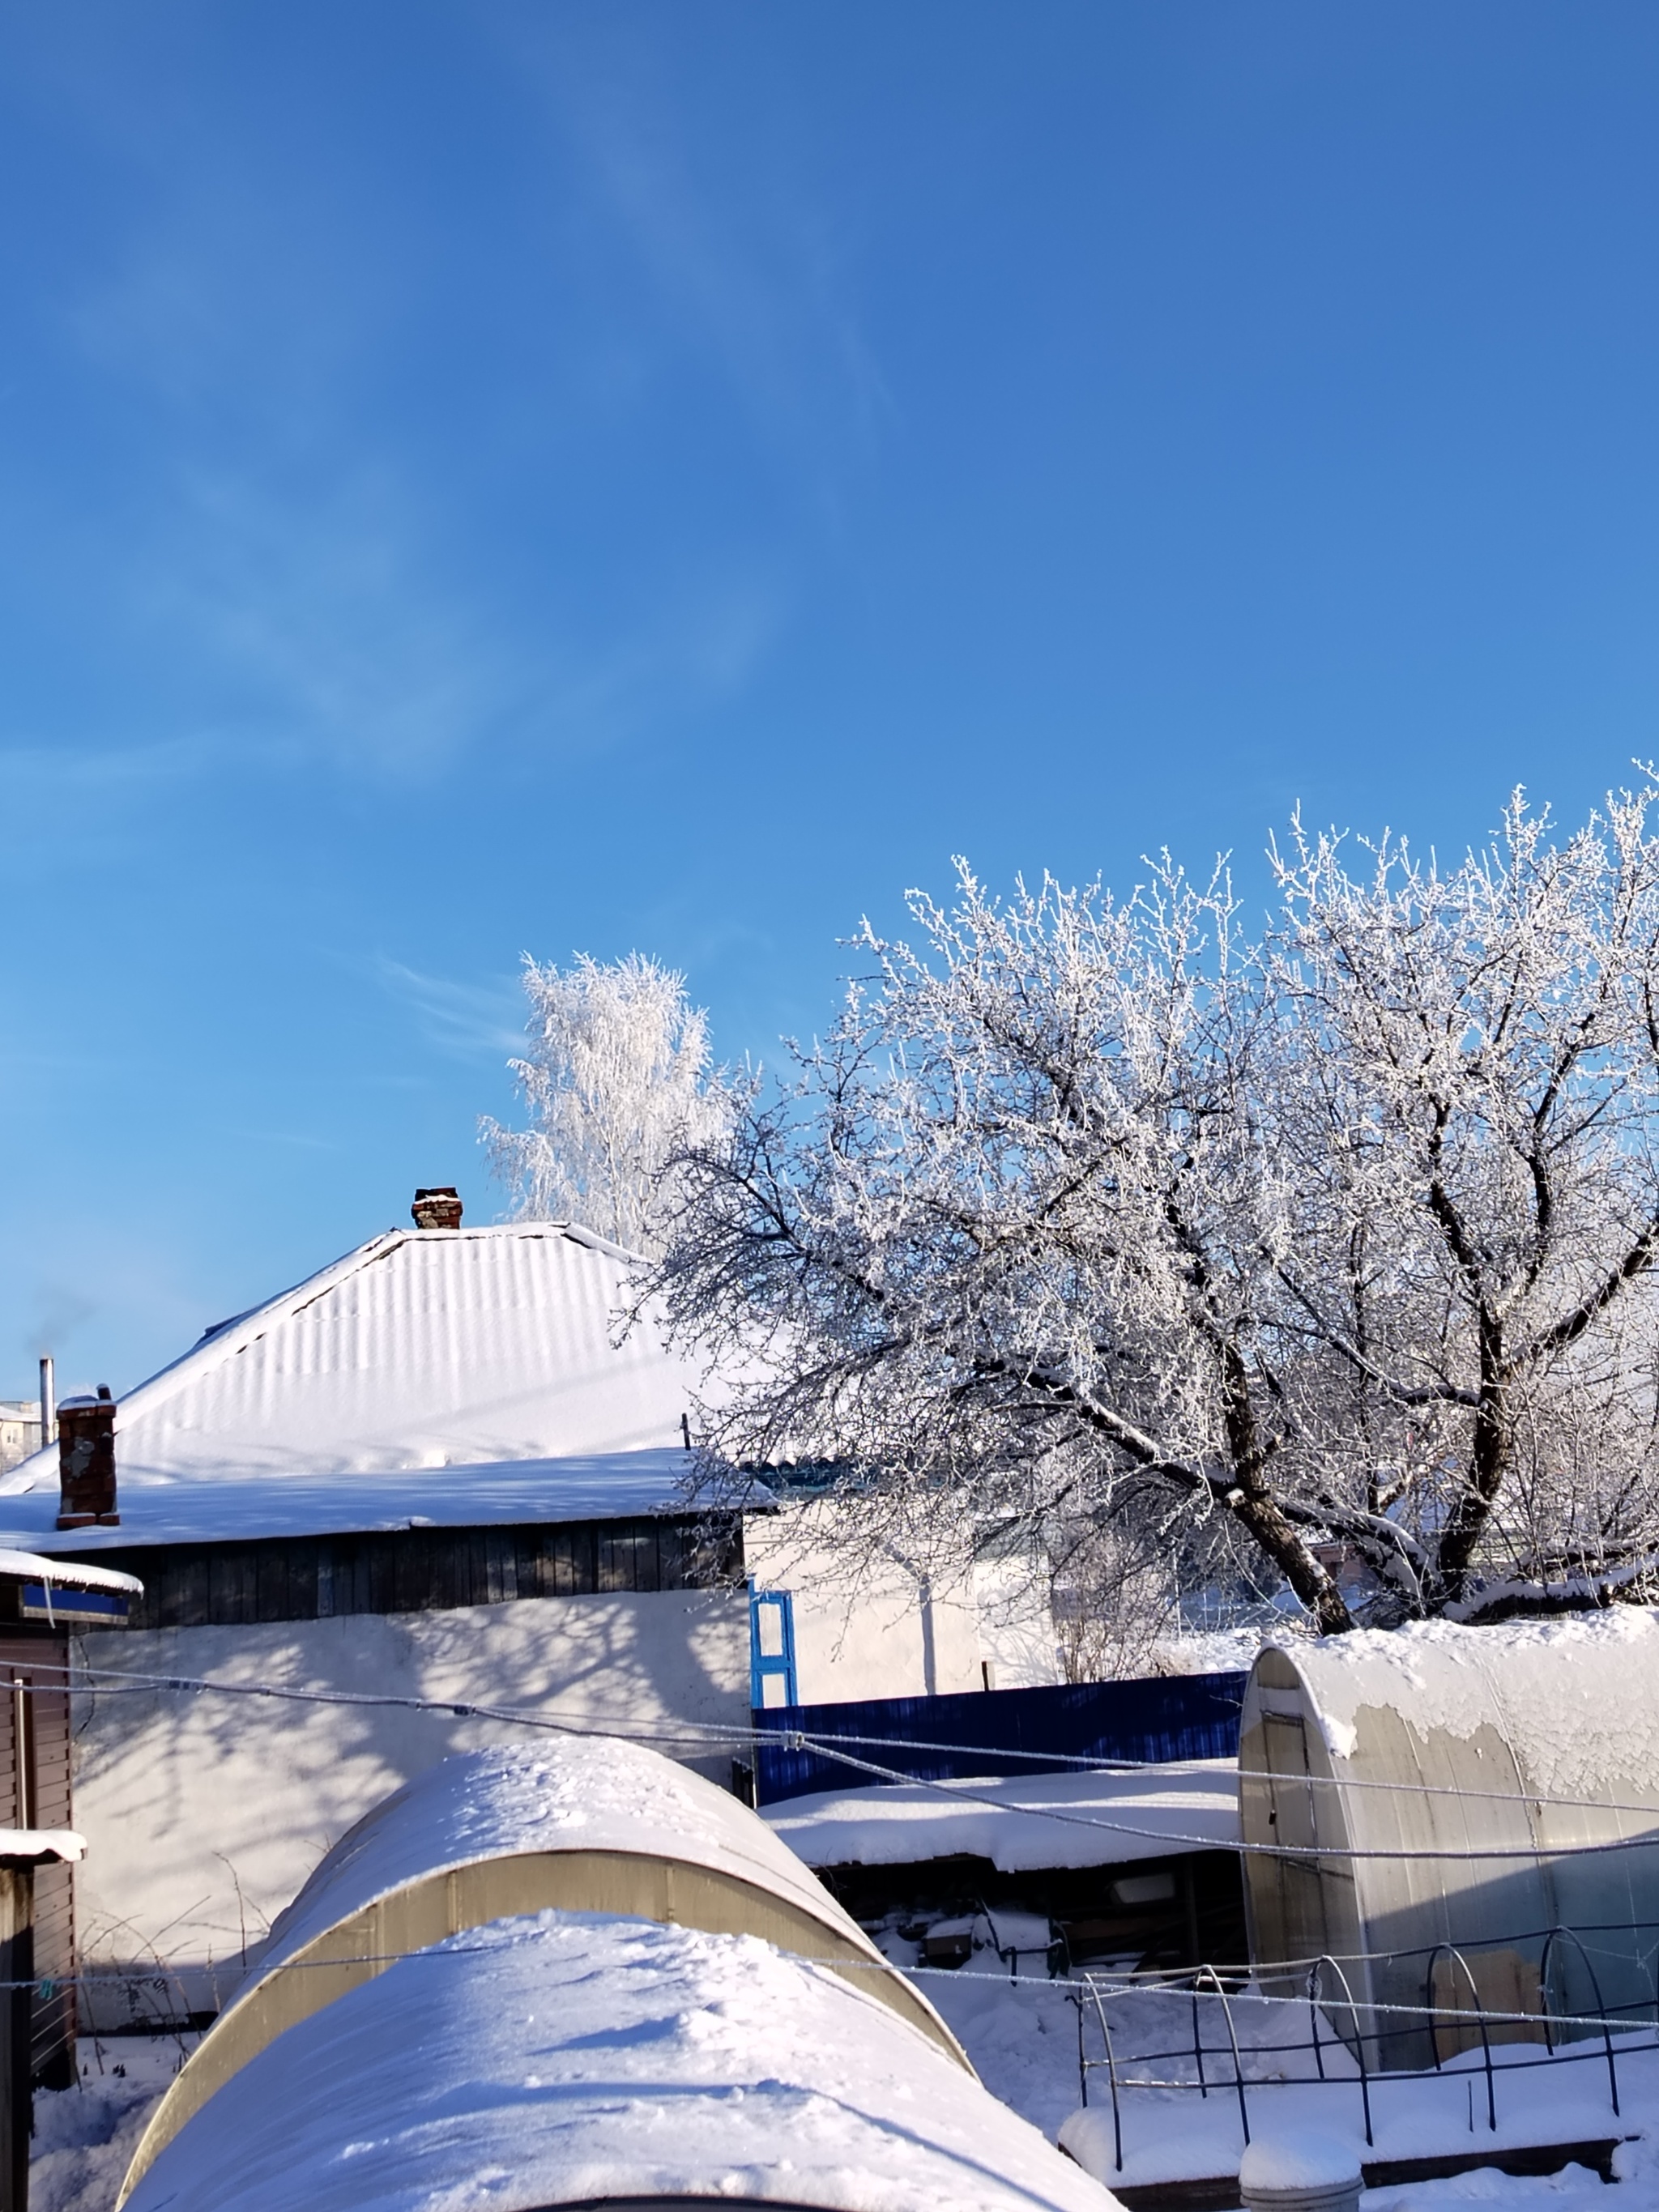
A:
38,1357,53,1452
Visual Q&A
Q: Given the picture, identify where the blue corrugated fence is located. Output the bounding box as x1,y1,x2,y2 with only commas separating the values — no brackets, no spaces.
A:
752,1669,1247,1805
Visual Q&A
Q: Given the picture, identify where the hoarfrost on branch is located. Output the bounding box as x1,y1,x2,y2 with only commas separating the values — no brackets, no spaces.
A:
651,783,1659,1633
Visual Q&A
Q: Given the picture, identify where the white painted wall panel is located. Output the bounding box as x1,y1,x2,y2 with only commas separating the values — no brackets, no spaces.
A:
746,1506,987,1705
70,1588,748,2022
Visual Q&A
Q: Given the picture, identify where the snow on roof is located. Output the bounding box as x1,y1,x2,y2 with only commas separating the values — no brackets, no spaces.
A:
4,1221,703,1487
257,1739,899,1981
763,1760,1241,1872
0,1829,83,1864
124,1911,1118,2212
1260,1608,1659,1796
0,1448,704,1553
0,1549,142,1593
0,1222,740,1547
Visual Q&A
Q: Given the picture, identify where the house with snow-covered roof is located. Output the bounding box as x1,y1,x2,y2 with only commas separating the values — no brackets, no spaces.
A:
0,1191,1053,2026
0,1202,756,2021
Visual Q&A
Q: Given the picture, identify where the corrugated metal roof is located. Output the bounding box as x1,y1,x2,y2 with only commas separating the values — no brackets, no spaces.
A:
11,1223,697,1485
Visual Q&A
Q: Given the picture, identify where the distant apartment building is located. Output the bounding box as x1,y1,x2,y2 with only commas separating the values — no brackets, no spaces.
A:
0,1404,41,1474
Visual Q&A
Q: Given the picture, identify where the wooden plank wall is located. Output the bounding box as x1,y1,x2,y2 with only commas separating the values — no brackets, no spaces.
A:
79,1515,742,1633
0,1636,75,2085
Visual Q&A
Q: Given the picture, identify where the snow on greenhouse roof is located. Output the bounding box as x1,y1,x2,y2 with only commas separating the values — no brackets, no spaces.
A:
123,1741,980,2206
1269,1608,1659,1796
257,1739,885,1978
763,1759,1241,1872
0,1221,736,1547
123,1912,1117,2212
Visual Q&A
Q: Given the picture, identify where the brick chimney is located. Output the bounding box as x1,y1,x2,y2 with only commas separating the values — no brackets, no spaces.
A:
57,1385,118,1528
412,1187,463,1230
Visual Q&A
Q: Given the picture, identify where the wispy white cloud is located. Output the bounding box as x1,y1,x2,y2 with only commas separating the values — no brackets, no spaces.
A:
508,569,787,765
503,15,896,475
2,454,784,786
8,11,821,786
368,957,528,1063
130,463,533,778
236,1128,344,1153
0,730,289,791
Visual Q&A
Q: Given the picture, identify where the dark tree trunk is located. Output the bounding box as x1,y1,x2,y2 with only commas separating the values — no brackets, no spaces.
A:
1435,1313,1509,1602
1219,1336,1355,1634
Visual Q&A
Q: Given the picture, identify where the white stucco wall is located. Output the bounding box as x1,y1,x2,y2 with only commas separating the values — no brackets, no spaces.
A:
70,1588,748,2022
745,1507,986,1706
973,1552,1063,1691
744,1507,1061,1707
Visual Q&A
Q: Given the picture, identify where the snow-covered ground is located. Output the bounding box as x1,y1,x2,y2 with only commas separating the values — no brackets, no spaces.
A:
886,1937,1659,2206
1363,2154,1656,2212
32,2036,197,2212
1276,2142,1659,2212
32,1990,1659,2212
924,1950,1090,2142
1054,1996,1653,2189
36,1941,1659,2212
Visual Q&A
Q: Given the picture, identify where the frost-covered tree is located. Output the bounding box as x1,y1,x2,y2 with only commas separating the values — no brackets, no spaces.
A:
1264,788,1659,1616
1049,1513,1180,1683
651,858,1363,1632
651,785,1659,1630
481,953,727,1257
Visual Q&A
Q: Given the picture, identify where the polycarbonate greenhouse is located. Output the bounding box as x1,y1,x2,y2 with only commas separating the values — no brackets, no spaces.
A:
1239,1611,1659,2072
118,1740,1113,2212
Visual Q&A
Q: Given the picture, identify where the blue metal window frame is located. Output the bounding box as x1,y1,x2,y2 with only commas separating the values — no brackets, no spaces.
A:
748,1584,798,1711
20,1583,130,1626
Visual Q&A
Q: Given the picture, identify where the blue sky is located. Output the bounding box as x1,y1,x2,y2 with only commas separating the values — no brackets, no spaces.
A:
4,2,1659,1397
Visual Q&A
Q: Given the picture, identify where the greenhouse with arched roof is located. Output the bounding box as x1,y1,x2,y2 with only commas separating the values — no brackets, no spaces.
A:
119,1737,1117,2212
1239,1610,1659,2071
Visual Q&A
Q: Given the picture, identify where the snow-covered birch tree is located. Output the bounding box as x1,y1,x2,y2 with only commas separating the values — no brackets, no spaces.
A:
481,953,727,1257
651,784,1659,1630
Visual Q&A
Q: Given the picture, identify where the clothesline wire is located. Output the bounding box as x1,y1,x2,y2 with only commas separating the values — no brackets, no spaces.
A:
58,1660,1659,1823
32,1660,1659,1863
45,1940,1659,2047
